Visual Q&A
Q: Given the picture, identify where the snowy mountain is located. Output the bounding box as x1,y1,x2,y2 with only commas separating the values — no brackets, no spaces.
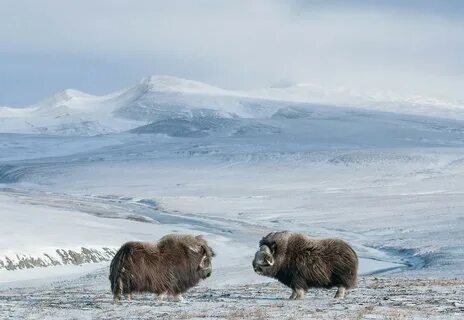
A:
0,76,279,136
1,75,463,136
251,83,464,120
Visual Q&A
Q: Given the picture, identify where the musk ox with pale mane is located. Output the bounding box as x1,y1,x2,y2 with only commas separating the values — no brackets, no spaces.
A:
109,234,215,302
253,231,358,299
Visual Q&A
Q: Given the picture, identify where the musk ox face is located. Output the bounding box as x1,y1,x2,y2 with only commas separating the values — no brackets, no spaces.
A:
188,238,215,279
198,254,213,278
252,245,275,276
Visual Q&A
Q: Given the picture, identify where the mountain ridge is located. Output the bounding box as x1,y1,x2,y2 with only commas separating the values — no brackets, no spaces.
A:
1,75,463,136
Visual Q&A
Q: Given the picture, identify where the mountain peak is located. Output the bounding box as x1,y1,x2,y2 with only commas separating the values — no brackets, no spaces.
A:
137,75,229,95
33,89,95,110
50,89,93,101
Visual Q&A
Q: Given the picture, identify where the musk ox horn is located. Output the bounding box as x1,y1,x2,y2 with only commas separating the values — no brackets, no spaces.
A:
259,245,271,254
199,255,208,268
188,245,203,253
265,257,274,266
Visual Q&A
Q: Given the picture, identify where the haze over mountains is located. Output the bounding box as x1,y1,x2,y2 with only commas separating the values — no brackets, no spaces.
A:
0,75,463,136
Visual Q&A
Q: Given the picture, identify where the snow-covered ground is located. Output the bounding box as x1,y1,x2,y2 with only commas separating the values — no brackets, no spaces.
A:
2,275,463,319
1,81,464,318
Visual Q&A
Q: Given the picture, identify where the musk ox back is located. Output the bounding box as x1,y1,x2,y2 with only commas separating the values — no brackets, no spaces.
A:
252,231,358,299
109,234,215,301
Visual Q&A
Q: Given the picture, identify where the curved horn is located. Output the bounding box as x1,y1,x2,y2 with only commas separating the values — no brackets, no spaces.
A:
260,245,271,254
265,257,274,266
199,255,208,268
188,245,202,253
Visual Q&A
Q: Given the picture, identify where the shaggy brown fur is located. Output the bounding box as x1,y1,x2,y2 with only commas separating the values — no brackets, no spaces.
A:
253,231,358,299
109,234,215,301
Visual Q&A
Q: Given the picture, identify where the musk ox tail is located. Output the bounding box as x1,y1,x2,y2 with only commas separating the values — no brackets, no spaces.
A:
349,246,359,288
109,244,129,299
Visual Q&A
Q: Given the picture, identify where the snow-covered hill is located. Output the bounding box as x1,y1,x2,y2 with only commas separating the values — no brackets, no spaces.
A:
251,83,464,120
0,76,278,136
0,88,131,136
1,75,463,136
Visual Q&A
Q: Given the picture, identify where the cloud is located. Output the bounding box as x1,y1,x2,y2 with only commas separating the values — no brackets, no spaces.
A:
1,0,464,105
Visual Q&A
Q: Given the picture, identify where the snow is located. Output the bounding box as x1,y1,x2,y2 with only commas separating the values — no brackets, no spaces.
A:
1,119,463,278
251,83,464,120
0,76,258,136
1,75,464,318
1,274,463,319
2,75,464,136
136,75,234,95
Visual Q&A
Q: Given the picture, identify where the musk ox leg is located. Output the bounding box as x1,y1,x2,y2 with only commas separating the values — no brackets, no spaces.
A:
289,290,297,300
334,286,346,299
295,289,306,300
291,288,305,300
112,278,123,302
113,292,122,303
157,292,166,302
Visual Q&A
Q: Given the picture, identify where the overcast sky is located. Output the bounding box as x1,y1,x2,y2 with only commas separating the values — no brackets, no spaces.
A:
1,0,463,106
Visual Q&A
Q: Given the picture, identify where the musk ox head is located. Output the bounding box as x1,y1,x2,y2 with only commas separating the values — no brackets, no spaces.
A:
188,236,215,279
252,231,292,277
161,234,215,279
252,245,275,275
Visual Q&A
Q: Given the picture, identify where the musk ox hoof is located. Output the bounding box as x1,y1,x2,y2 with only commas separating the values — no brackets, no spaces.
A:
157,292,166,302
173,294,185,302
289,289,305,300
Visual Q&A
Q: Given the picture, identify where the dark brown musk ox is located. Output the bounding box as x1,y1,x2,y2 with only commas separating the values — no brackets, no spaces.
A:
252,231,358,299
109,234,215,302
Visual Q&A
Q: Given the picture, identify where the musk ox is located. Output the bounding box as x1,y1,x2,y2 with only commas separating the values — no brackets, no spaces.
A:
252,231,358,299
109,234,215,302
